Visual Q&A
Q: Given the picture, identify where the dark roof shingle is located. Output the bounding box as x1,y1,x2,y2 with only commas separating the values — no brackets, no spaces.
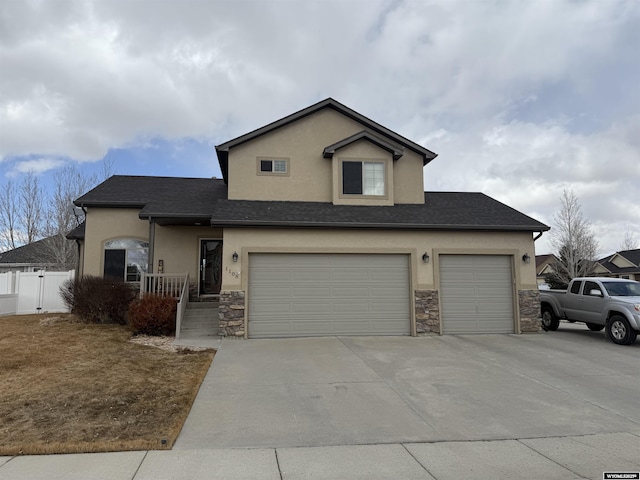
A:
75,176,549,232
597,249,640,274
0,237,56,265
75,175,227,210
206,192,549,231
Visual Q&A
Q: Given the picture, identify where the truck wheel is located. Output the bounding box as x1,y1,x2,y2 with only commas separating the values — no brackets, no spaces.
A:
586,323,605,332
541,308,560,331
606,315,638,345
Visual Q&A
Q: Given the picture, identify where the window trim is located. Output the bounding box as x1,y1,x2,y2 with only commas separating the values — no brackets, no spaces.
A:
339,159,388,199
103,238,149,283
256,157,290,176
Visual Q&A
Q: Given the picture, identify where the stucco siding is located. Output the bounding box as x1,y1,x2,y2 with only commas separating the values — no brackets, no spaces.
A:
227,108,425,204
220,228,538,292
83,208,148,277
153,226,223,280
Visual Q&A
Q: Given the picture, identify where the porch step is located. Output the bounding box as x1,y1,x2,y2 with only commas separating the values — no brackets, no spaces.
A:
180,303,218,337
189,295,220,304
186,300,219,309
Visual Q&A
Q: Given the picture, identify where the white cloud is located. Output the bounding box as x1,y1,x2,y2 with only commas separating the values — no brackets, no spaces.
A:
9,157,65,176
422,114,640,255
0,0,638,255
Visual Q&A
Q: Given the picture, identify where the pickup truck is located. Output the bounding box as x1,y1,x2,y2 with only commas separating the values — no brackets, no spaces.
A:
539,277,640,345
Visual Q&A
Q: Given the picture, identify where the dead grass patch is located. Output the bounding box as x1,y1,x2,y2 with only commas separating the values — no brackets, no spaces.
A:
0,314,214,455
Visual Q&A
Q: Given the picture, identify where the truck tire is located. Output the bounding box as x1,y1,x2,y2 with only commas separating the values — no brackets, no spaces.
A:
606,315,638,345
541,307,560,331
586,323,605,332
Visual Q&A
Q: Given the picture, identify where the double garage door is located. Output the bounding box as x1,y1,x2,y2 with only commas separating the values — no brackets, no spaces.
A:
248,253,410,338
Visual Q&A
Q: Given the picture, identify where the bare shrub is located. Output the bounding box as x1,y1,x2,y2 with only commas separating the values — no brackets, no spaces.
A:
60,276,137,325
128,294,177,336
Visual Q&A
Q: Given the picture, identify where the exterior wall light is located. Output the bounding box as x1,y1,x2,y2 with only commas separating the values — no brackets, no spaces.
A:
232,251,239,262
522,253,531,264
422,252,430,263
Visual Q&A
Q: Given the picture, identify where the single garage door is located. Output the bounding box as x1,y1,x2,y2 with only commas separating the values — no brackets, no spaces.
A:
248,253,410,338
439,255,515,334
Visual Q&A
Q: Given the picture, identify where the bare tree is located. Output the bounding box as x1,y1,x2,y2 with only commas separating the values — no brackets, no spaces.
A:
100,154,115,181
43,165,98,270
620,230,638,251
546,188,599,287
19,171,44,244
0,181,19,251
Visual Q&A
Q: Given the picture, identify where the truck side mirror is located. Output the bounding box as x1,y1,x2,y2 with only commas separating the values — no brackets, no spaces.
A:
589,289,603,297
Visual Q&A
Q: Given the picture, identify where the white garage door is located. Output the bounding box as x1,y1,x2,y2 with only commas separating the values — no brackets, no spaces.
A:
439,255,515,334
248,253,410,338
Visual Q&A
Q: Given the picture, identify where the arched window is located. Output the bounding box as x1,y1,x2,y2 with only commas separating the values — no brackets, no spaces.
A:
104,239,149,282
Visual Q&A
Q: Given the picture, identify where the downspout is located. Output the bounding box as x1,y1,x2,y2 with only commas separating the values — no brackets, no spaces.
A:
75,206,88,278
148,218,155,274
533,231,544,242
74,240,82,277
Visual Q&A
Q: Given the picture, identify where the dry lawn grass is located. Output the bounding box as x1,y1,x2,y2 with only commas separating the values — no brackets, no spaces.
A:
0,314,214,455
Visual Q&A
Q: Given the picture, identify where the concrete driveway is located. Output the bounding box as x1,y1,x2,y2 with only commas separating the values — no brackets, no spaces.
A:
174,322,640,449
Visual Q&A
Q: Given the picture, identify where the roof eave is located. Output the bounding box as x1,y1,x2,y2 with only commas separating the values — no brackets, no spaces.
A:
210,219,549,231
75,200,147,208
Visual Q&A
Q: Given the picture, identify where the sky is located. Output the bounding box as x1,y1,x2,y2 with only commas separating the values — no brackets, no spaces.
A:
1,0,639,256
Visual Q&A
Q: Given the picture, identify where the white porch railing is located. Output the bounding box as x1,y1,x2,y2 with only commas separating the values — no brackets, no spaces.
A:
140,273,189,298
139,272,189,338
175,273,189,339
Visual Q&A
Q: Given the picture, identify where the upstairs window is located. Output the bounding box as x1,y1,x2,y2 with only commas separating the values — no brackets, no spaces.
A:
342,161,385,196
104,239,149,282
258,158,288,175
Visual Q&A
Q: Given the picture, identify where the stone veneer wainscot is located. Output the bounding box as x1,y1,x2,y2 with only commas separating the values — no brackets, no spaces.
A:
518,289,541,333
218,290,246,337
415,290,440,335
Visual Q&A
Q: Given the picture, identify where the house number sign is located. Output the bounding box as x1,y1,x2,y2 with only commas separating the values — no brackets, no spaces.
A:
225,266,240,278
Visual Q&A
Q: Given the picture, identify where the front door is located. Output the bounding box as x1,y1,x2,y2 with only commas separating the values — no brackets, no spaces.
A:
200,240,222,295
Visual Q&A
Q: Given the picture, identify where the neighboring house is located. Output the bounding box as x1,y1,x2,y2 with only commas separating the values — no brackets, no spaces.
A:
0,235,76,273
592,249,640,281
72,98,549,338
535,254,558,287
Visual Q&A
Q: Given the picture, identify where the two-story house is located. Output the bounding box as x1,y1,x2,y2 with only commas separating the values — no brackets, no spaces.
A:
73,98,549,338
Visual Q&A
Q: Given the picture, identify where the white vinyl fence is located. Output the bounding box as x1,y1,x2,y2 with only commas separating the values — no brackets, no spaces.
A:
0,270,74,316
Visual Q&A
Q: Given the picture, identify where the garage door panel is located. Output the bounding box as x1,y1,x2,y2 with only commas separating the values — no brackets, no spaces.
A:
371,287,405,298
476,287,512,298
331,270,372,282
291,286,332,297
251,285,292,297
251,270,293,282
331,286,372,297
291,302,332,314
440,255,515,334
249,253,410,338
291,271,332,282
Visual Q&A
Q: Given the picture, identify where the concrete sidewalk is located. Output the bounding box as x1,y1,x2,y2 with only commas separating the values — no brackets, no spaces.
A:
2,432,640,479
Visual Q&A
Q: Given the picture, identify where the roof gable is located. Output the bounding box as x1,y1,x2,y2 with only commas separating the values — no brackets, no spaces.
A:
596,248,640,274
610,252,637,268
323,130,404,161
215,98,437,182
